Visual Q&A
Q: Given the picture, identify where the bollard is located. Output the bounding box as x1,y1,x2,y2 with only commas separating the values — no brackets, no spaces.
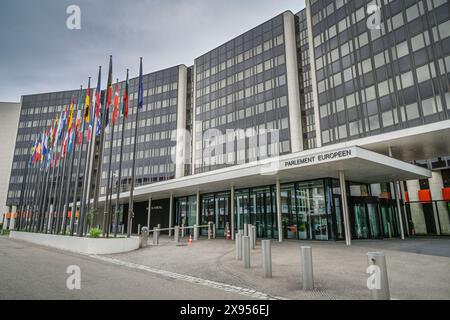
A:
235,233,243,260
153,227,159,245
212,223,216,239
181,224,185,238
367,252,390,300
243,236,251,268
194,224,199,241
140,227,149,248
208,222,212,240
301,246,314,290
137,224,141,236
174,226,179,243
249,225,255,249
244,223,248,236
262,240,272,278
251,225,256,249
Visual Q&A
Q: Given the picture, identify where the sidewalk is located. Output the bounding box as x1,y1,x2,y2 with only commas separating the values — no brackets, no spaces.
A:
106,236,450,300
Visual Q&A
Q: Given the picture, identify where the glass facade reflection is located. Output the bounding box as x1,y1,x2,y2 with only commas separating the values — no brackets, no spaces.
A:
171,178,404,241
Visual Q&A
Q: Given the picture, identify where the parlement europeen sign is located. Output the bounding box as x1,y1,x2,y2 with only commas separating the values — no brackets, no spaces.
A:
284,149,353,168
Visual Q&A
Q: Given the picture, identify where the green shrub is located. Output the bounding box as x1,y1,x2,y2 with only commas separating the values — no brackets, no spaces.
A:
89,228,102,238
1,229,10,236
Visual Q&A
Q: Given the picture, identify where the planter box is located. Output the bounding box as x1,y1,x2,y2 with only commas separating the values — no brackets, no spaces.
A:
9,231,140,255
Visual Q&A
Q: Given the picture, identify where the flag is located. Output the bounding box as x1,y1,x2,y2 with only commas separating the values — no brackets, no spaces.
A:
68,99,75,131
123,69,129,119
84,78,91,124
105,56,113,128
112,80,119,125
138,58,143,111
95,67,102,119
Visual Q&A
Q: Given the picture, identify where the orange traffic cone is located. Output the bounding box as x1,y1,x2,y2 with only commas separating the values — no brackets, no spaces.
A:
188,234,193,245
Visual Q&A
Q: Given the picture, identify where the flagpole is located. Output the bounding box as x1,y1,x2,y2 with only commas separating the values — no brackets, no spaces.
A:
55,141,68,234
93,56,112,232
24,161,36,231
44,147,58,233
19,159,32,230
78,76,93,237
43,116,60,233
81,66,102,235
61,86,83,235
103,78,119,237
128,57,143,237
37,155,51,232
114,69,129,237
31,144,45,232
16,153,30,230
70,83,89,236
79,94,96,236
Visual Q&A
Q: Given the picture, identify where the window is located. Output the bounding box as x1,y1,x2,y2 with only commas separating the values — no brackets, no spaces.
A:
369,115,380,130
382,111,394,127
406,4,419,22
438,20,450,40
422,97,438,116
391,12,404,30
365,86,376,102
396,41,409,59
416,64,431,83
401,71,414,89
406,103,420,120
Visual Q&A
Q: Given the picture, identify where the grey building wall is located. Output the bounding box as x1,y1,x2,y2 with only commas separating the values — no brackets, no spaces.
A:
6,89,89,207
192,11,305,175
307,0,450,146
100,65,188,196
0,102,21,213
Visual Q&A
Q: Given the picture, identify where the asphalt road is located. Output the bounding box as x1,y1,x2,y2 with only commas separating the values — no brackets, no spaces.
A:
0,237,250,300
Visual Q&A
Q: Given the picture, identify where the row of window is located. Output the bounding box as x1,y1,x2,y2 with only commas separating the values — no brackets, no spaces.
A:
196,96,288,132
196,54,286,97
196,34,285,82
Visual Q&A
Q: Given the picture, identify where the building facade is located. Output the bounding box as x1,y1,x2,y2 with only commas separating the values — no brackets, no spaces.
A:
5,0,450,241
0,102,21,228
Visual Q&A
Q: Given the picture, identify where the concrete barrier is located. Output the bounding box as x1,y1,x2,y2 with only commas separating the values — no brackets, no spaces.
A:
9,231,140,255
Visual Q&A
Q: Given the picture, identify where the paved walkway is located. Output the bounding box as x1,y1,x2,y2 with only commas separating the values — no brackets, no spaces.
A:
106,236,450,300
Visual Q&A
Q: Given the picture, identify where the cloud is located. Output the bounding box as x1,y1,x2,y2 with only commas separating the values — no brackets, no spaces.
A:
0,0,304,102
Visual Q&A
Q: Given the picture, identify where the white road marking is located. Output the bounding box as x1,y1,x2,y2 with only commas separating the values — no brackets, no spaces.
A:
87,254,288,300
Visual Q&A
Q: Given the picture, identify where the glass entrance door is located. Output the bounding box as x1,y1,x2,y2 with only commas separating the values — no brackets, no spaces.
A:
353,203,370,239
215,193,229,237
349,197,381,239
380,201,399,238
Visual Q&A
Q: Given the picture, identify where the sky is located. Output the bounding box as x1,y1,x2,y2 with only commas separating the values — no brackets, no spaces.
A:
0,0,305,102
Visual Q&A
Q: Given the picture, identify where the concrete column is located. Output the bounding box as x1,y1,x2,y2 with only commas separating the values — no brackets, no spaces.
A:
394,181,405,240
196,190,200,226
276,178,283,243
168,193,173,237
388,146,405,240
175,65,188,178
306,0,322,147
230,185,235,240
283,11,304,152
429,171,445,235
339,171,351,246
399,181,410,235
147,196,152,229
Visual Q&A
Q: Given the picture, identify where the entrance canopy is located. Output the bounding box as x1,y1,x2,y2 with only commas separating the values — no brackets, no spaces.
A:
99,145,431,204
